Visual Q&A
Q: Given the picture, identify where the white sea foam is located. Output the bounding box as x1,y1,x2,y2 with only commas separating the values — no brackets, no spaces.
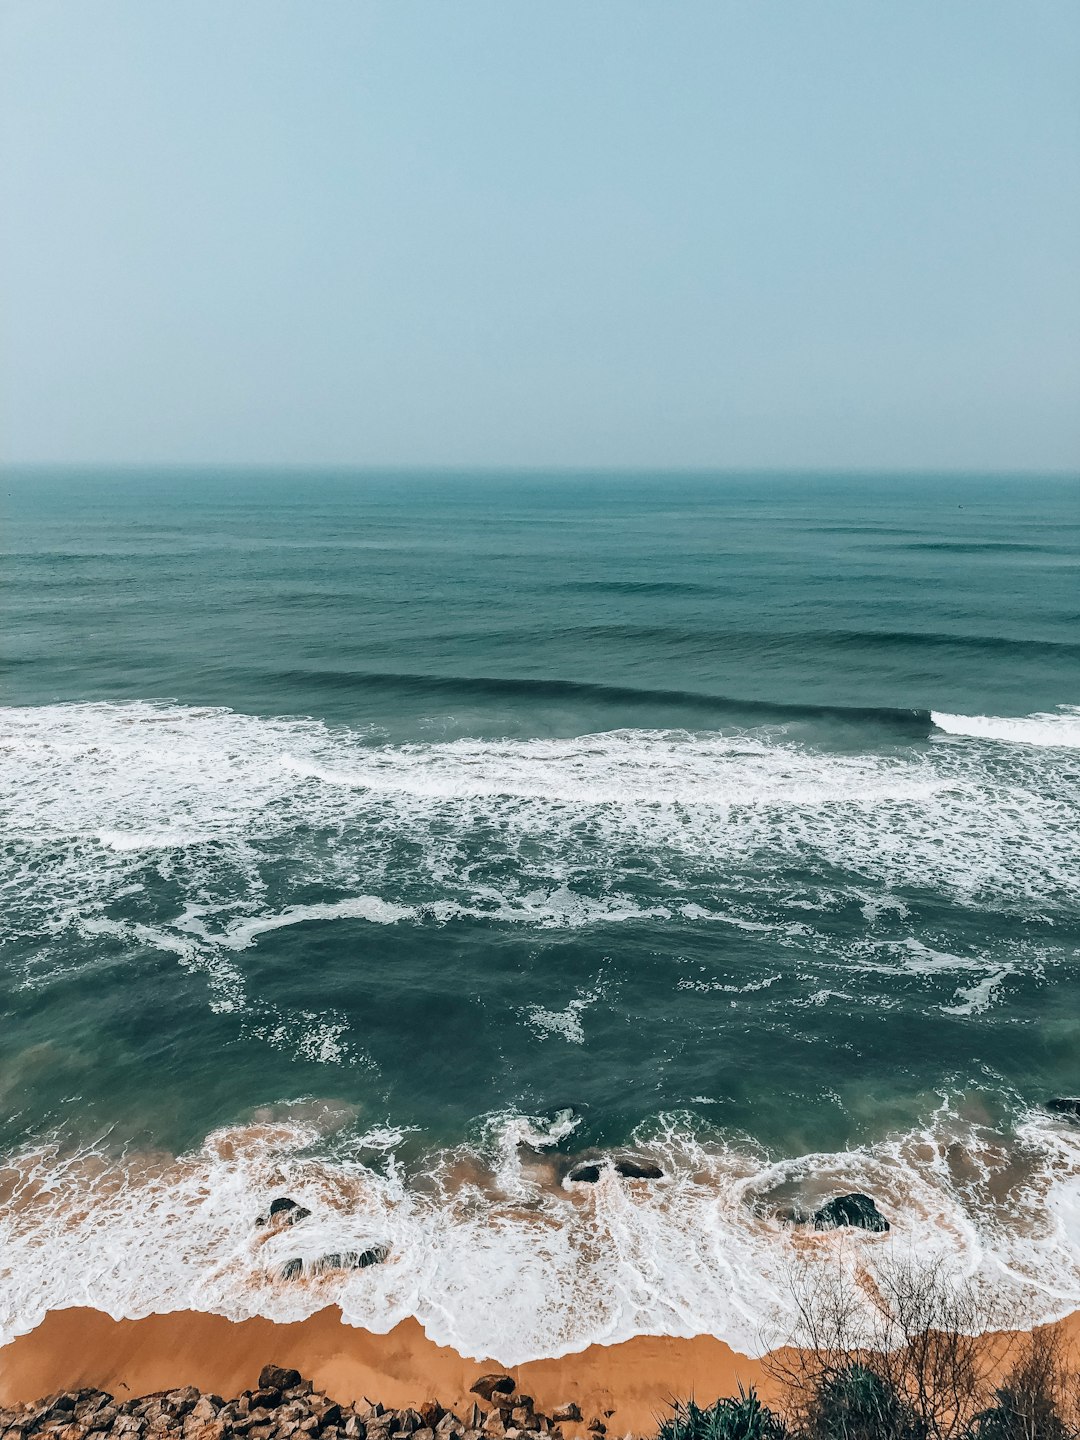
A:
1,699,1077,1061
2,1107,1080,1362
932,705,1080,748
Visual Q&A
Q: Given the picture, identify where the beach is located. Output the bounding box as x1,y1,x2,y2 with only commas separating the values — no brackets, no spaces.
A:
0,1309,781,1434
4,1307,1079,1436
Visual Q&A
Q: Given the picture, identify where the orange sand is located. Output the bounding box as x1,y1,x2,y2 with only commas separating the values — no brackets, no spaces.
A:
0,1308,785,1434
2,1308,1076,1437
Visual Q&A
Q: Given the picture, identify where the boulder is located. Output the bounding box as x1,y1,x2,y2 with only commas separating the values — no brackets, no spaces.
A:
567,1165,601,1183
550,1406,581,1424
1046,1098,1080,1120
470,1378,515,1403
311,1247,388,1276
257,1198,312,1228
568,1159,662,1182
257,1369,301,1394
812,1193,890,1232
614,1161,663,1180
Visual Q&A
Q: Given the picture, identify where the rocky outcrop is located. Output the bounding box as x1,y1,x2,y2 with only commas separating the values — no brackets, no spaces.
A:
613,1162,662,1181
0,1370,584,1440
566,1159,663,1183
276,1248,388,1282
256,1198,312,1228
811,1192,890,1232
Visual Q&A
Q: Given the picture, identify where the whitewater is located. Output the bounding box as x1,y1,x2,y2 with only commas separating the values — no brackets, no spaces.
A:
3,468,1079,1366
2,698,1080,1358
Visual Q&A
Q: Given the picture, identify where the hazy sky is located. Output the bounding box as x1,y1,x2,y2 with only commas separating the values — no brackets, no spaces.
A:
2,1,1078,470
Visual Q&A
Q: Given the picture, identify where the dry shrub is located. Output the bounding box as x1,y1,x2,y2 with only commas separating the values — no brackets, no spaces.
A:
967,1328,1074,1440
765,1253,1066,1440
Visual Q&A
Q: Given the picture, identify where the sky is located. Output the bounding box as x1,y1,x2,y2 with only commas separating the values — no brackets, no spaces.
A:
1,1,1078,471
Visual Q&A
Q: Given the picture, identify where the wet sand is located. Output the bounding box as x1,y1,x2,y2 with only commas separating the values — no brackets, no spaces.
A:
0,1308,785,1434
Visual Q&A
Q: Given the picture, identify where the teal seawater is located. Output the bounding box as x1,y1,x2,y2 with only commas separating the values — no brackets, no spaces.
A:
1,469,1079,1357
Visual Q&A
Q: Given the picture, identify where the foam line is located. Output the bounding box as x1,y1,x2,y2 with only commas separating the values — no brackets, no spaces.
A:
2,1107,1080,1363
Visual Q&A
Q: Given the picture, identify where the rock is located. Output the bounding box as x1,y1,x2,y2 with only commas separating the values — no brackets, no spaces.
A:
418,1406,443,1431
550,1408,580,1425
277,1258,304,1282
258,1370,302,1395
164,1390,201,1418
587,1422,606,1436
249,1391,281,1411
614,1160,663,1180
310,1247,388,1276
43,1397,79,1419
257,1198,312,1229
469,1380,515,1404
1046,1098,1080,1120
812,1192,890,1232
567,1165,601,1183
343,1419,366,1439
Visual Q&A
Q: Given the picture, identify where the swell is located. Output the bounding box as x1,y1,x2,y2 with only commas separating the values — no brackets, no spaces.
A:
264,670,934,732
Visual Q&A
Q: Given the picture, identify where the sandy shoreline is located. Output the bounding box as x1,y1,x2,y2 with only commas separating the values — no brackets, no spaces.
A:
0,1308,788,1434
3,1306,1077,1436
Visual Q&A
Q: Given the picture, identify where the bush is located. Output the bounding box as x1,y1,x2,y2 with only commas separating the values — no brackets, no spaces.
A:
659,1387,789,1440
801,1363,927,1440
967,1333,1072,1440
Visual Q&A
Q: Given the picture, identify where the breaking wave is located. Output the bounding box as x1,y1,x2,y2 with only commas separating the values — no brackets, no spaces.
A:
931,705,1080,748
2,699,1077,1036
3,1103,1080,1362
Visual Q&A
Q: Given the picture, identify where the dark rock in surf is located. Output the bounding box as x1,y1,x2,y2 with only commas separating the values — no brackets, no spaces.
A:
311,1245,389,1275
276,1257,304,1281
256,1196,312,1228
470,1376,516,1402
568,1164,602,1182
615,1159,663,1180
812,1192,890,1232
1046,1098,1080,1120
568,1159,663,1182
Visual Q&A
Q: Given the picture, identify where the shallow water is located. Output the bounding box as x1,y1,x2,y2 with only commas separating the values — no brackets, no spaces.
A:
2,469,1079,1358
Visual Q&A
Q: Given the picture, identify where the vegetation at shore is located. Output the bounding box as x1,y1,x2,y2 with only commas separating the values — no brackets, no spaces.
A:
2,1263,1076,1440
667,1258,1076,1440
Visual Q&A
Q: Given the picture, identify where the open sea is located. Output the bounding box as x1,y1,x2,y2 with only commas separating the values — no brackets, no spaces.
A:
2,468,1079,1361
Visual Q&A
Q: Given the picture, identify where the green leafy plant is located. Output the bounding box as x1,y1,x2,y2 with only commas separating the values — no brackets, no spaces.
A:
658,1386,789,1440
802,1363,927,1440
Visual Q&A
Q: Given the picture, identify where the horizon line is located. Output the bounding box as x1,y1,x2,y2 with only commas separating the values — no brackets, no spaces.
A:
3,461,1078,480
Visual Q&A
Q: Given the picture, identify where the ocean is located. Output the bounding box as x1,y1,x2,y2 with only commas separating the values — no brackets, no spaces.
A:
2,468,1079,1361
